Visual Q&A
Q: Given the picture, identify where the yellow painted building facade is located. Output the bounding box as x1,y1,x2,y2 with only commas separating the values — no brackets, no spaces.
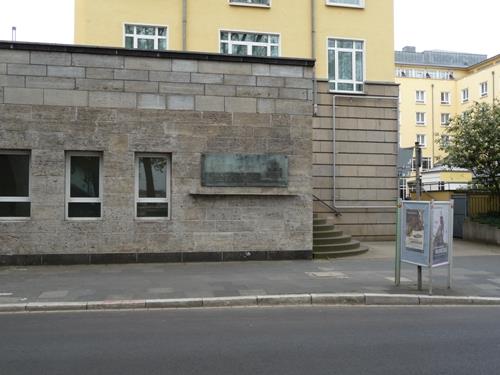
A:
74,0,395,85
396,48,500,170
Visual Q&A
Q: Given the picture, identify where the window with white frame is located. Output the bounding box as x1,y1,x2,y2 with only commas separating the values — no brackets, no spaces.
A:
0,151,30,218
220,31,279,57
326,0,365,8
124,24,167,50
440,91,450,104
416,134,427,147
412,157,432,171
461,88,469,103
480,81,488,97
135,154,171,219
441,134,451,147
441,113,450,125
65,152,102,219
416,112,426,125
415,90,425,103
328,38,364,93
229,0,270,6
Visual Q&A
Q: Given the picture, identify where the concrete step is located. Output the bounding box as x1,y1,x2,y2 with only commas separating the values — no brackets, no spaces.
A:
313,218,327,225
313,223,336,232
313,240,363,252
313,246,369,259
313,234,352,245
313,229,343,238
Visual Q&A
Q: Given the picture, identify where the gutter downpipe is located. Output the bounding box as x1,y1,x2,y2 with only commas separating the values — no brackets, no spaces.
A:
182,0,187,51
332,94,398,209
492,71,495,106
311,0,318,116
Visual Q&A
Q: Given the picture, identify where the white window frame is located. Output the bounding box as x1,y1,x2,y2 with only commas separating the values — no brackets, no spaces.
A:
441,113,450,126
0,150,31,220
412,157,432,171
65,151,103,221
219,29,280,57
326,0,365,8
415,90,426,103
327,37,365,93
440,91,450,105
228,0,271,8
416,134,427,148
480,81,488,97
416,112,426,125
461,88,469,103
135,153,171,220
123,23,168,50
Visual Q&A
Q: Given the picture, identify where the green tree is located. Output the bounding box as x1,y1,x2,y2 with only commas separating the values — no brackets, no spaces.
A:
438,100,500,193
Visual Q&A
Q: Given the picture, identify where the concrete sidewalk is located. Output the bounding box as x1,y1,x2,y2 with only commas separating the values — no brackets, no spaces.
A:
1,239,499,311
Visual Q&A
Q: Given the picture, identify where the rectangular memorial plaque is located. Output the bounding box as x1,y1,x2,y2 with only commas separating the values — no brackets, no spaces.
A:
201,154,288,187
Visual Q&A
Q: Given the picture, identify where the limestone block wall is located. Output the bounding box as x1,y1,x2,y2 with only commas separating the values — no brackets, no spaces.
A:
0,43,313,264
313,81,399,240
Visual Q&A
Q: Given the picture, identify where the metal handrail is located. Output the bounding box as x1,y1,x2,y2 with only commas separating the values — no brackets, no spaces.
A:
313,194,342,216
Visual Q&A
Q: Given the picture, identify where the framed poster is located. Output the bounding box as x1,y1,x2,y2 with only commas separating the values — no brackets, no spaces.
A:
400,201,431,267
431,202,451,266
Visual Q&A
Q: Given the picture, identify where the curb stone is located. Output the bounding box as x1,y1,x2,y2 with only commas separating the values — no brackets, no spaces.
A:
1,293,500,313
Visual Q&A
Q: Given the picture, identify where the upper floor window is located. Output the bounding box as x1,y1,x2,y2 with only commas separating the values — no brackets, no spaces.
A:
124,24,167,50
416,134,427,148
480,81,488,97
220,31,279,57
0,150,31,219
326,0,365,8
229,0,270,6
441,113,450,125
440,91,450,105
412,157,432,171
461,88,469,103
415,90,425,103
416,112,426,125
328,38,364,93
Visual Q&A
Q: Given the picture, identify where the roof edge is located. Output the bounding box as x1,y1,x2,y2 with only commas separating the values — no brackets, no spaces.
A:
0,41,315,67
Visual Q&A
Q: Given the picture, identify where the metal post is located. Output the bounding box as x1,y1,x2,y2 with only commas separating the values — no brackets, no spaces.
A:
395,199,402,286
448,200,454,289
429,264,433,295
417,266,422,291
415,142,422,290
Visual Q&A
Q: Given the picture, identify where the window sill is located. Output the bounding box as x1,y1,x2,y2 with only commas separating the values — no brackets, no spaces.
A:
0,217,31,221
326,3,364,9
229,2,270,8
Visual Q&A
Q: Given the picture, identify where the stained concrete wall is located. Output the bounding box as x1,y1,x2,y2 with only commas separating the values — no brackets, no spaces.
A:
312,81,399,241
0,43,313,264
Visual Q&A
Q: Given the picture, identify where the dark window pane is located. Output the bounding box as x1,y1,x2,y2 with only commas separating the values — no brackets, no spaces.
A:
338,51,353,80
137,203,168,218
328,49,336,81
158,27,166,36
125,37,134,48
252,46,268,57
158,39,167,50
0,154,29,197
138,157,167,198
68,203,101,218
125,25,134,34
138,39,154,50
355,51,363,81
220,43,229,54
0,202,30,217
70,156,100,198
232,45,248,55
338,82,354,91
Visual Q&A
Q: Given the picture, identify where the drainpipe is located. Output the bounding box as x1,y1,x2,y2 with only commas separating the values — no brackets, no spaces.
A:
182,0,187,51
431,83,435,167
311,0,318,116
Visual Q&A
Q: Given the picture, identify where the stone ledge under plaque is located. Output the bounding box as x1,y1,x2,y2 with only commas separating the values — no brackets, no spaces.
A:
189,187,301,196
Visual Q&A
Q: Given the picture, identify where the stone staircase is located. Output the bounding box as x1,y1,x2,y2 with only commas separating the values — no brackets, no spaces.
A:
313,214,369,258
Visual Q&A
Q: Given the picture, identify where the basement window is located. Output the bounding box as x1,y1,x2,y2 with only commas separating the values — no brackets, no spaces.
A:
135,154,171,219
229,0,271,7
0,151,31,219
326,0,365,8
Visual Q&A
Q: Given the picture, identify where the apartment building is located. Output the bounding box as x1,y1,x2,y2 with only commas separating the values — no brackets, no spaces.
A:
396,46,499,172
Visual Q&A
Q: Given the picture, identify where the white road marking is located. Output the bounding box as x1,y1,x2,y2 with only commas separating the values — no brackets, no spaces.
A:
0,293,13,296
306,271,349,279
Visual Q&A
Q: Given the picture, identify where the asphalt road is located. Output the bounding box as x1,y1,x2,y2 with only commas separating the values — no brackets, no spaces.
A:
2,306,500,375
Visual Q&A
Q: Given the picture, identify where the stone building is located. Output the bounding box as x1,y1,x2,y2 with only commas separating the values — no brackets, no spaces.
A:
0,42,313,264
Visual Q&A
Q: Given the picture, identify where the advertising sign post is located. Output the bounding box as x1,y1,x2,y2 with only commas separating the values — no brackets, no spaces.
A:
396,200,454,294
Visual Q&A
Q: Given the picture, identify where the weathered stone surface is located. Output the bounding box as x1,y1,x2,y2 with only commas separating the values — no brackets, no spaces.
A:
4,87,43,105
89,91,136,108
0,48,314,258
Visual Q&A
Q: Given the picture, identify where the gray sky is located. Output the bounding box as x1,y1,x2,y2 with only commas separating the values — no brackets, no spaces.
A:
0,0,498,57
